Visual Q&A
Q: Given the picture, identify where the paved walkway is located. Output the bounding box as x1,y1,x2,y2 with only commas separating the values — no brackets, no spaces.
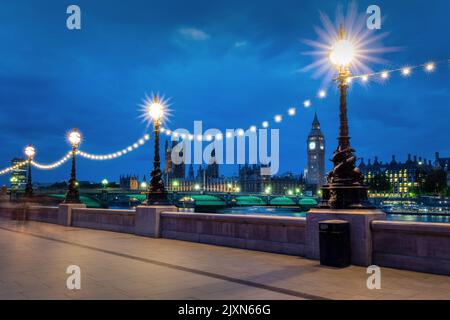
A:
0,219,449,300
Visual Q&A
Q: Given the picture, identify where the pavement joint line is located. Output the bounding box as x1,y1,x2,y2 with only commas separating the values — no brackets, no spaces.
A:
0,224,329,300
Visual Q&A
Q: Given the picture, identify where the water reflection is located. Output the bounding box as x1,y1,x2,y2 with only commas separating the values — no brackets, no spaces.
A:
218,206,307,218
110,205,450,223
386,214,450,223
216,206,450,223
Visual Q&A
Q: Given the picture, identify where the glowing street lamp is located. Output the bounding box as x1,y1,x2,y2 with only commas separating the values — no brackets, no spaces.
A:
145,95,169,205
320,26,371,209
24,145,35,198
64,129,82,203
101,179,109,188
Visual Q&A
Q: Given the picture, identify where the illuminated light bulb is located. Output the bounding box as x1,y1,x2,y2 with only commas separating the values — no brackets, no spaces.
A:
425,63,435,72
160,127,165,133
205,134,212,141
329,39,355,67
237,129,245,136
262,121,269,128
188,134,194,141
274,115,282,123
68,129,82,146
226,132,233,138
147,99,164,121
402,67,411,76
122,149,128,154
381,71,389,79
127,146,132,151
173,132,179,138
361,75,369,82
303,100,311,108
24,145,36,159
166,130,171,135
180,133,186,139
288,108,296,116
216,133,223,140
133,143,138,148
250,125,257,132
196,135,203,141
144,134,150,140
139,139,145,145
318,90,327,98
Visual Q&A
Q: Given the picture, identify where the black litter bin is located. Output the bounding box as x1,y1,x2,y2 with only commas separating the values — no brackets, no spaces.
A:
319,220,351,268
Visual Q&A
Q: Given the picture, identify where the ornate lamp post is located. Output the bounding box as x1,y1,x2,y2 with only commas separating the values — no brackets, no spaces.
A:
145,96,169,205
320,26,372,209
24,145,35,198
64,129,81,204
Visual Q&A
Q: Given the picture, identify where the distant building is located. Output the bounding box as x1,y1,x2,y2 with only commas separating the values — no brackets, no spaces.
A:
239,164,303,195
434,152,450,187
119,174,141,190
268,173,304,195
188,164,195,180
239,164,266,193
305,113,325,188
10,158,26,190
164,140,172,176
205,149,219,179
359,154,434,196
172,140,186,179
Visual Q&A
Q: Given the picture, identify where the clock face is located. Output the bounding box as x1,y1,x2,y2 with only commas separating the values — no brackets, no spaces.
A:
309,141,316,150
320,144,324,150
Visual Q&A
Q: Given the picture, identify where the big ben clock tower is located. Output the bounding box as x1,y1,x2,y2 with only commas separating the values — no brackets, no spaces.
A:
306,113,325,187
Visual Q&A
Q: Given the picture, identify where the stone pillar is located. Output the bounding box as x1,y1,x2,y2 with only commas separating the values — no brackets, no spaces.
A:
135,205,177,238
306,208,385,266
58,203,86,226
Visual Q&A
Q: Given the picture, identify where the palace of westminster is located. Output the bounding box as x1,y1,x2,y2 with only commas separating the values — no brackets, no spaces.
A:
8,111,448,195
8,112,447,196
115,113,449,196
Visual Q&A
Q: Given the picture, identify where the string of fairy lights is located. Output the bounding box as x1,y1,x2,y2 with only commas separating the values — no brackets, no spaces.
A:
0,59,448,177
77,134,150,161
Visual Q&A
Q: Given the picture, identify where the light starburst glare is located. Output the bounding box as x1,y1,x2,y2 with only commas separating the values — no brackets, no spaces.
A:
302,2,399,86
139,93,172,127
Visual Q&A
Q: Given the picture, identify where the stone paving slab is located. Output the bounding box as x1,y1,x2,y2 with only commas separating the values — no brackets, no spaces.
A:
0,219,449,300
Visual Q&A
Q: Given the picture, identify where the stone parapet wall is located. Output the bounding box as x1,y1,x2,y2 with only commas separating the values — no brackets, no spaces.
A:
160,212,307,255
71,208,136,233
26,206,59,224
372,221,450,276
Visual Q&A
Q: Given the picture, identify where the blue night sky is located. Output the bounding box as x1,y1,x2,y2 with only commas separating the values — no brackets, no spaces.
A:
0,0,449,184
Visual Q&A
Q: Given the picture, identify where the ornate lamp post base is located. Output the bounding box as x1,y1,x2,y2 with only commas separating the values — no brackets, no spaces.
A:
319,184,373,209
145,191,170,205
319,144,373,209
24,184,33,198
145,167,171,205
64,190,81,204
